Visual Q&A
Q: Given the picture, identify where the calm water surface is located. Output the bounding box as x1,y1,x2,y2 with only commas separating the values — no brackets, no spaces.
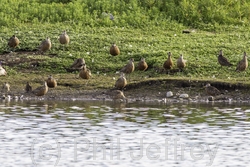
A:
0,99,250,167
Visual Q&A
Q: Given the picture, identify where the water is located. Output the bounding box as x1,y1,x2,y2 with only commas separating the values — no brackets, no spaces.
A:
0,99,250,167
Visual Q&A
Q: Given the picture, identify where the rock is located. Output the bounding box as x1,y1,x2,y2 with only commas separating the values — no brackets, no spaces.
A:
179,94,189,99
166,91,173,97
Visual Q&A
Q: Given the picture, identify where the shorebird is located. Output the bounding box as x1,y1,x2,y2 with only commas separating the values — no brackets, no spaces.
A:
115,72,127,90
204,83,221,96
46,75,57,88
120,58,134,81
8,35,19,51
79,64,91,80
218,50,232,67
2,82,10,92
59,30,70,50
110,43,120,56
108,90,126,100
0,61,7,76
70,58,85,70
236,52,248,72
32,81,48,96
177,54,187,71
137,57,148,71
39,37,51,54
25,82,32,93
163,52,173,73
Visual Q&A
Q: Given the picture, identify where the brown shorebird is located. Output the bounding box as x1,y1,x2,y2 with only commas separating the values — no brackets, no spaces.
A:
32,81,48,96
110,43,120,56
204,83,221,96
115,72,127,90
59,30,70,50
108,90,126,100
0,61,7,76
236,52,248,72
2,82,10,92
120,58,134,81
163,52,173,73
218,50,232,67
79,64,91,80
46,75,57,88
137,57,148,71
39,37,51,53
8,35,20,51
70,58,85,70
25,82,32,93
177,54,186,71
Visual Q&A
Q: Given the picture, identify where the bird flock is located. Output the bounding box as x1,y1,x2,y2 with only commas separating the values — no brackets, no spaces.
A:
0,31,249,100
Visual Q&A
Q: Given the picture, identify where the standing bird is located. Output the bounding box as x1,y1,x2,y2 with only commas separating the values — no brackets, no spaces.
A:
163,52,173,73
46,75,57,88
70,58,85,70
120,58,134,81
137,57,148,71
39,37,51,54
218,50,232,67
8,35,20,51
204,83,221,96
2,82,10,93
110,43,120,56
79,64,91,80
177,54,187,71
115,72,127,90
0,61,7,76
59,30,70,50
236,52,248,72
25,82,32,93
32,81,48,96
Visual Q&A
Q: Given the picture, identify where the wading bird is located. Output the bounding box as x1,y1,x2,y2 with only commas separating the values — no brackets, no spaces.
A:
59,30,70,50
46,75,57,88
25,82,32,93
8,35,20,51
236,52,248,72
204,83,221,96
115,72,127,90
39,37,51,54
137,57,148,71
163,52,173,73
32,81,48,96
218,50,232,67
177,54,187,71
120,58,134,81
110,43,120,56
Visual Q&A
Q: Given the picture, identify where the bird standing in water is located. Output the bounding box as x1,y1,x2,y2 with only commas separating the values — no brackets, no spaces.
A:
59,30,70,50
163,52,173,74
137,58,148,71
115,72,127,90
218,50,232,67
39,37,51,54
8,35,20,51
204,83,221,96
32,81,48,96
110,43,120,56
120,58,134,81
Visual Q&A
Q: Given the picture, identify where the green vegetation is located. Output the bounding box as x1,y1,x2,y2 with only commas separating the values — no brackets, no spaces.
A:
1,0,250,90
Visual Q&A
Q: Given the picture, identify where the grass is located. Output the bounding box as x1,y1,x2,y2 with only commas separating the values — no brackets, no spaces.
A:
1,1,250,93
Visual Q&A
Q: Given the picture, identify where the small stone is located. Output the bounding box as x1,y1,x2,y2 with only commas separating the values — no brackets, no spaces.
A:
166,91,173,97
208,96,214,101
179,94,189,99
